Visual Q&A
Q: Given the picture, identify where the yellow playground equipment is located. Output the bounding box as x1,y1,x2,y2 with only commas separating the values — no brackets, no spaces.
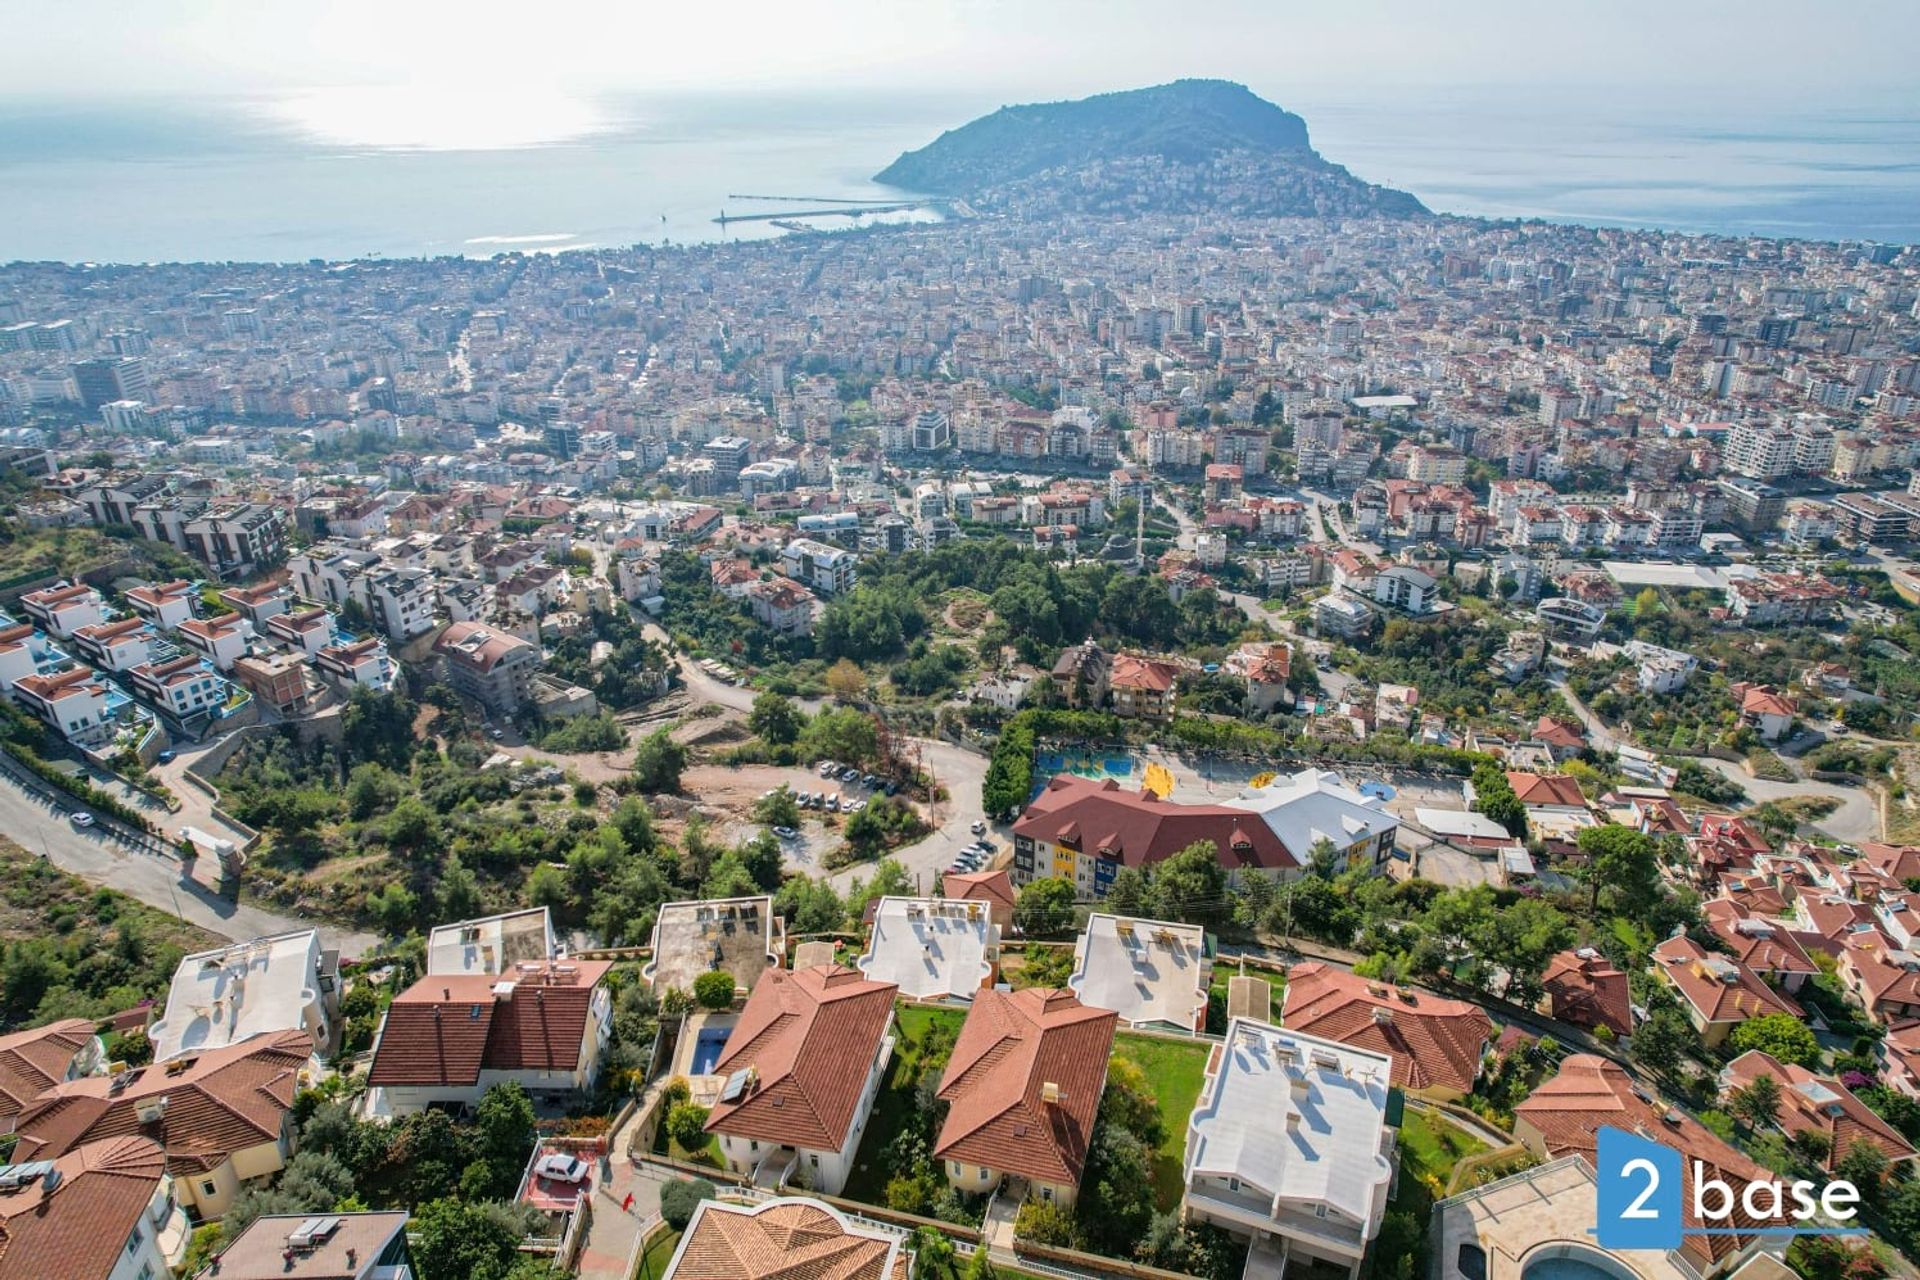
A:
1142,762,1174,798
1248,770,1277,789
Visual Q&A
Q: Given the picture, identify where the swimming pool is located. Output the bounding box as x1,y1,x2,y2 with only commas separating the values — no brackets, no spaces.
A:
1521,1245,1637,1280
690,1027,730,1075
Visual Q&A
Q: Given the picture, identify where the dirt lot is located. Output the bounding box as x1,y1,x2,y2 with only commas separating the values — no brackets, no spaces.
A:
680,762,911,874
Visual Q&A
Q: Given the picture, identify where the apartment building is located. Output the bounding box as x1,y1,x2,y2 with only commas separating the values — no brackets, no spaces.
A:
779,538,858,597
433,621,537,715
0,1136,190,1279
175,612,252,671
129,656,226,721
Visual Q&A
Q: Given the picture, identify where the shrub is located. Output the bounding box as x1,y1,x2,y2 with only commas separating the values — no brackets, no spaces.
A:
693,970,736,1010
659,1177,717,1231
664,1103,711,1155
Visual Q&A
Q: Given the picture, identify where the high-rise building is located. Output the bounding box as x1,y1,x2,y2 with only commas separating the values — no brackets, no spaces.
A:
69,356,150,410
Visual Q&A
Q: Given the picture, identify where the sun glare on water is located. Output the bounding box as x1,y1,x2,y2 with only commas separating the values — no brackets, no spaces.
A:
269,84,606,151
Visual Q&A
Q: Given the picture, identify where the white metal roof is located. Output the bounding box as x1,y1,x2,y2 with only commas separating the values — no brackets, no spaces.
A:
856,897,996,1002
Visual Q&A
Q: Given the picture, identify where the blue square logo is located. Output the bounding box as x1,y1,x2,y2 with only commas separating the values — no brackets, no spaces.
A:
1595,1126,1683,1250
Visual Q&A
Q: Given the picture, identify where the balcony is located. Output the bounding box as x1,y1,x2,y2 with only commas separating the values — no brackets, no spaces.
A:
1184,1187,1367,1260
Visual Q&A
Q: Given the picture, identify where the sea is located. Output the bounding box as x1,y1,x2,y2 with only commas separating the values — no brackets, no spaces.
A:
1,84,1917,265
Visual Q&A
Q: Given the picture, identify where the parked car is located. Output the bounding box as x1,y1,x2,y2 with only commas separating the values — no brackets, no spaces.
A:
847,800,866,813
970,820,987,835
863,773,880,788
156,749,176,764
772,826,799,840
840,767,860,783
826,795,841,813
819,761,838,777
68,811,95,828
534,1154,588,1184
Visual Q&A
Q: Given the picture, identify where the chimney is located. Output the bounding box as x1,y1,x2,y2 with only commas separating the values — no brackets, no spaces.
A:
1041,1081,1062,1104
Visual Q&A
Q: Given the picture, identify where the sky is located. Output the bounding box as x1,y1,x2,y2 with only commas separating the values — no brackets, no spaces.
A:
0,0,1912,111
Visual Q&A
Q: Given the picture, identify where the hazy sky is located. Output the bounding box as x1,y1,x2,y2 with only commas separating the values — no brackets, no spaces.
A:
0,0,1912,108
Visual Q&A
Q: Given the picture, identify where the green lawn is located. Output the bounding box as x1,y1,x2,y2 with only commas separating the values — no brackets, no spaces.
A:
1112,1032,1211,1210
1373,1109,1490,1280
633,1227,681,1280
842,1005,967,1205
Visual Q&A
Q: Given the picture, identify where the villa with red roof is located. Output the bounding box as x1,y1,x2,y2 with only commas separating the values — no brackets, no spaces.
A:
367,959,613,1117
1513,1054,1774,1276
704,964,898,1195
935,988,1116,1207
1280,963,1492,1098
1539,948,1633,1039
1651,935,1800,1047
1722,1051,1917,1175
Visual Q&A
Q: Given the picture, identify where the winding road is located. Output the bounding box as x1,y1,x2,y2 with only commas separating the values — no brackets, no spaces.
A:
0,766,378,954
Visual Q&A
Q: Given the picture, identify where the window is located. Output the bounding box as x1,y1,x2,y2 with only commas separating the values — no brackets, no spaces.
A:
202,1181,217,1198
809,1154,820,1168
749,1140,758,1152
1040,1185,1053,1203
1228,1177,1241,1192
979,1167,989,1183
127,1227,143,1254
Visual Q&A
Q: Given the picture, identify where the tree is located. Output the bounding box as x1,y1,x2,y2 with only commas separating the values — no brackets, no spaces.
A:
436,854,481,922
1835,1140,1889,1201
410,1198,526,1280
753,788,801,829
1731,1073,1782,1131
1100,1056,1164,1147
825,658,868,702
1150,840,1229,928
1104,866,1150,916
1630,1009,1697,1076
473,1083,537,1198
693,970,737,1010
1729,1014,1821,1069
749,692,803,745
1574,823,1660,916
1014,877,1076,937
659,1177,717,1230
341,687,419,770
344,762,404,820
1077,1124,1155,1254
799,708,879,768
665,1103,711,1154
1015,1198,1078,1246
631,727,688,793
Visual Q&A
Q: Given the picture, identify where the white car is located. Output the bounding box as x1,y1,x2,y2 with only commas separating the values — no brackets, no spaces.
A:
68,811,95,828
534,1154,588,1184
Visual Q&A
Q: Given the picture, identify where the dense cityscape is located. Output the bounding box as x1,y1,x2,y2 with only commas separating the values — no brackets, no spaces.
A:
3,68,1920,1280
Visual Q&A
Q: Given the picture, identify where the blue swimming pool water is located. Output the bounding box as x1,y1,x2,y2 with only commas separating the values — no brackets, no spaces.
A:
690,1028,729,1075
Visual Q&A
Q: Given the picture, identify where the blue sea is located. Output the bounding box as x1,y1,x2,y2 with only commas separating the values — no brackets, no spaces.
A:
0,85,1915,264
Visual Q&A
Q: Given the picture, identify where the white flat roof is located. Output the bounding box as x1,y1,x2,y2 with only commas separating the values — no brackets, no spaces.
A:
148,930,322,1063
427,907,554,976
1601,561,1728,590
1069,914,1208,1031
1186,1019,1394,1222
1415,808,1513,841
857,897,996,1001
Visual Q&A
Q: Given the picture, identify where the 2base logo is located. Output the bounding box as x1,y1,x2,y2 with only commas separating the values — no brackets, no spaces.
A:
1595,1126,1863,1250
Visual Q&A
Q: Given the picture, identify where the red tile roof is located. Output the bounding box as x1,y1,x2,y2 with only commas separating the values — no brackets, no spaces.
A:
667,1198,897,1280
1704,900,1819,982
0,1019,96,1125
935,988,1115,1187
1652,936,1800,1026
1514,1054,1771,1272
1280,963,1493,1093
1107,654,1178,693
703,965,898,1153
1505,772,1586,808
1862,843,1920,884
0,1136,169,1280
1013,775,1299,875
11,1030,310,1176
943,870,1017,913
1540,950,1633,1038
367,960,611,1088
1724,1051,1916,1172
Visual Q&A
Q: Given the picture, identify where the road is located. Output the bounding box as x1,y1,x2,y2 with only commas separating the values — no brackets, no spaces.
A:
0,768,379,955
